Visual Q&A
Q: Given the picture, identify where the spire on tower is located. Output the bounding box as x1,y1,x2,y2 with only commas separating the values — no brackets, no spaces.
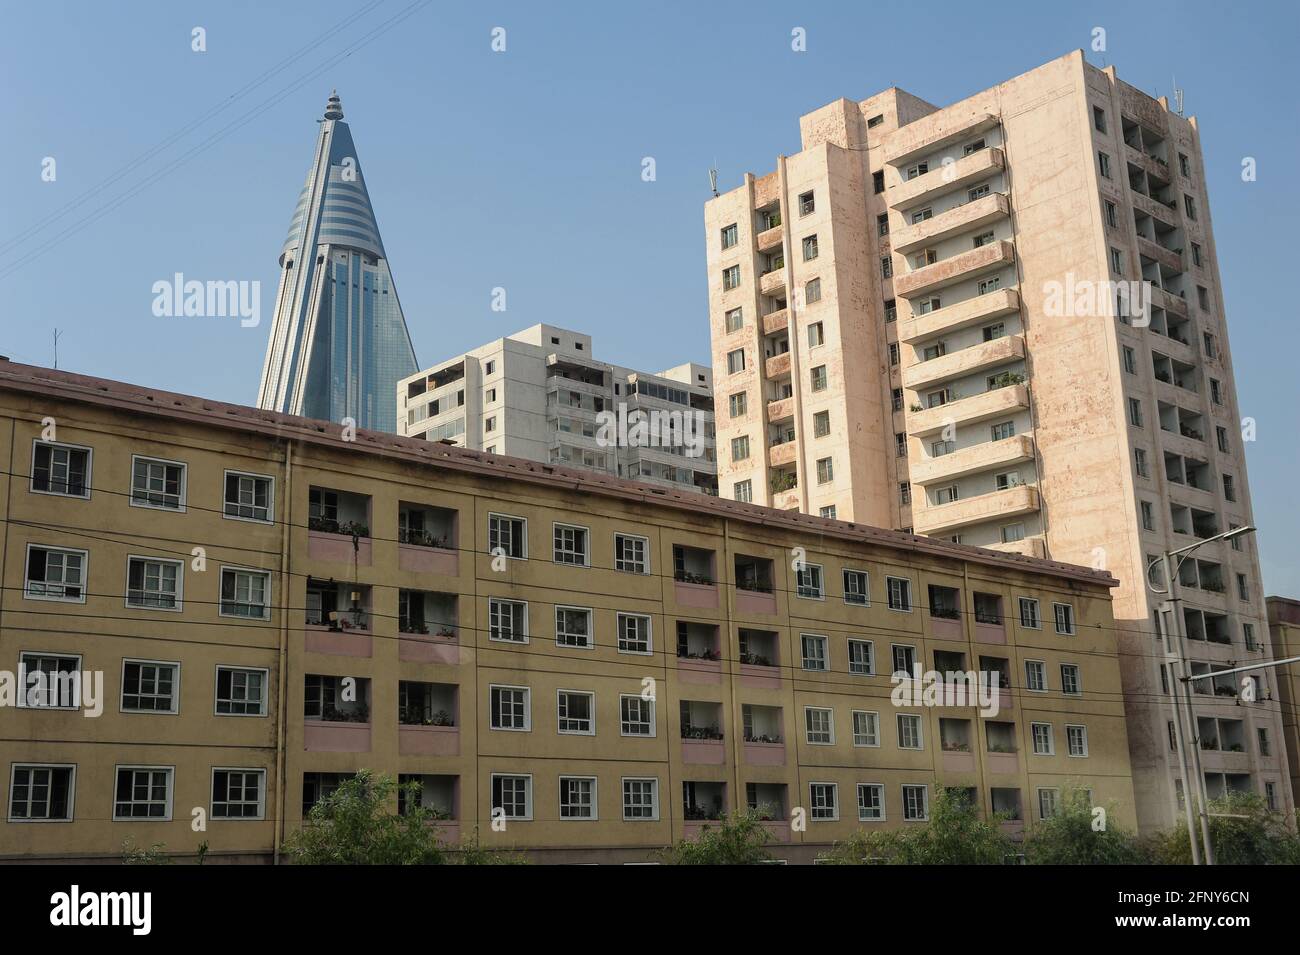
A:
324,90,344,121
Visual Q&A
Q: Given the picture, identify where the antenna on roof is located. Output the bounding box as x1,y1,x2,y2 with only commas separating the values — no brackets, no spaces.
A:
1173,77,1185,117
708,163,719,198
53,328,62,370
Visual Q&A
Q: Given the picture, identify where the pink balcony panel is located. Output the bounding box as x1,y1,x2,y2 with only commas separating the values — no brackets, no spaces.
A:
398,544,459,577
986,751,1019,775
398,724,460,757
304,720,372,753
739,663,781,690
681,739,726,765
674,581,719,609
975,620,1007,644
743,741,786,766
735,590,777,615
308,531,372,566
930,616,963,641
761,821,792,843
941,750,975,773
434,821,460,845
677,657,722,685
304,626,372,658
398,635,461,665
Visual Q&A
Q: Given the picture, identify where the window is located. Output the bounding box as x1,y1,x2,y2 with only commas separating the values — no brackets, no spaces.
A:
485,360,496,376
906,161,929,180
796,564,824,599
488,513,527,558
1140,501,1155,531
801,633,828,671
800,234,820,262
877,213,889,236
489,598,528,643
805,278,822,306
813,411,831,438
558,777,596,820
614,534,649,574
720,223,738,249
889,343,900,366
114,766,173,820
848,639,874,674
898,481,911,504
808,322,824,347
32,441,91,498
492,774,532,820
1244,622,1258,651
887,576,912,612
884,299,897,323
555,606,593,649
722,265,740,291
224,470,272,522
810,783,838,821
1183,195,1197,220
872,170,885,194
1237,573,1250,601
798,191,815,216
990,420,1016,441
843,569,869,606
902,785,928,821
1122,345,1136,374
1018,598,1040,629
867,114,884,129
853,711,880,747
806,707,834,744
1222,473,1236,502
1210,378,1223,405
727,348,745,374
1053,603,1076,635
484,417,496,434
1179,152,1191,177
211,768,265,819
892,644,917,678
730,435,750,461
973,230,996,248
557,690,595,734
618,613,652,655
911,207,933,225
1066,724,1089,757
126,557,182,610
724,307,743,333
620,695,655,736
1097,151,1111,179
490,685,530,731
9,765,74,821
897,714,923,750
1128,397,1143,427
1104,199,1118,228
733,479,752,503
1266,782,1278,811
552,523,589,566
810,365,827,392
1192,243,1203,268
1032,722,1054,755
131,456,185,510
1038,788,1060,819
622,778,659,820
1110,247,1124,274
820,505,837,519
840,784,882,830
215,666,267,716
220,567,270,619
1134,447,1149,478
1001,523,1026,543
816,456,834,484
1025,661,1046,692
880,256,892,279
895,432,907,457
121,660,179,713
18,652,80,708
24,545,86,602
729,392,747,417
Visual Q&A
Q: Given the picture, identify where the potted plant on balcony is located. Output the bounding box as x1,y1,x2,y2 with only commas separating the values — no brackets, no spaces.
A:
987,742,1015,754
435,626,456,639
321,703,369,724
430,710,454,727
931,606,961,620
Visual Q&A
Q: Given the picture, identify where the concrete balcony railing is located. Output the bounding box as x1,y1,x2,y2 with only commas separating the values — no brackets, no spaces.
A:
398,633,460,665
907,384,1029,438
899,288,1019,344
759,268,786,296
1131,191,1179,226
902,334,1025,391
398,543,458,577
764,352,792,379
894,241,1015,299
304,625,373,659
984,535,1046,559
913,483,1040,535
884,111,1000,166
398,724,460,757
1125,144,1172,184
761,308,789,336
1136,236,1186,274
772,487,800,510
743,740,786,766
766,397,794,423
892,193,1010,255
681,738,726,765
1151,285,1189,318
888,146,1005,211
308,530,373,567
304,719,372,753
911,434,1035,487
769,441,797,468
756,224,784,252
677,655,723,686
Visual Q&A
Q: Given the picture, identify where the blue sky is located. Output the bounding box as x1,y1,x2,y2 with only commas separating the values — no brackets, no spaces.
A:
1,0,1296,593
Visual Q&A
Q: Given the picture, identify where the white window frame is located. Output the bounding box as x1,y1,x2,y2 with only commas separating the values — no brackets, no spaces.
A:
218,565,272,620
1037,787,1060,819
843,568,870,606
558,776,598,821
214,665,269,717
556,688,596,736
1061,663,1082,696
1053,602,1076,635
796,563,825,600
552,522,590,567
621,777,660,821
892,643,917,678
614,533,650,574
489,684,531,732
805,706,835,745
619,694,656,737
7,763,76,822
809,782,838,821
1025,660,1047,693
23,543,88,604
491,773,534,821
1066,724,1089,757
897,713,924,750
17,650,83,709
902,784,929,821
124,554,184,612
487,512,528,560
847,638,874,675
1018,596,1041,629
210,767,266,820
852,710,880,748
857,783,885,822
886,575,913,612
488,597,529,644
120,658,181,715
616,612,653,656
800,633,828,671
30,439,92,500
222,469,274,524
112,764,175,822
129,454,187,512
554,605,594,650
1031,721,1055,756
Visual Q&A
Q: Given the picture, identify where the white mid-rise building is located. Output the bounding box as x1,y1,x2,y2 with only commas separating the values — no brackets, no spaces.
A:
397,324,717,494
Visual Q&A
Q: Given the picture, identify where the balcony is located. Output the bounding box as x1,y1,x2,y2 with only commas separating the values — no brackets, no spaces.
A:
1151,285,1188,319
739,629,780,688
900,288,1020,344
760,268,786,296
903,334,1025,391
766,396,794,423
764,351,791,379
984,535,1045,559
1126,145,1172,185
673,545,718,609
681,701,726,765
907,384,1029,437
756,224,783,252
885,112,1000,166
762,309,789,336
1137,236,1185,274
892,193,1010,254
772,487,800,510
909,485,1040,537
768,440,797,468
677,622,723,685
894,241,1016,299
304,719,372,753
1131,191,1178,227
911,434,1035,487
889,146,1005,211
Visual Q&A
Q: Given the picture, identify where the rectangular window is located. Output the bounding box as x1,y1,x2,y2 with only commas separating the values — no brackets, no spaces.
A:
810,365,827,392
1019,597,1040,629
722,265,740,291
727,349,745,374
488,513,527,558
215,666,267,716
906,161,929,180
808,322,824,347
884,299,897,323
1066,724,1089,757
720,223,738,249
990,420,1016,442
729,391,747,417
880,256,893,279
620,695,655,736
733,479,752,503
877,213,890,236
1025,660,1046,692
1122,345,1136,374
724,307,743,334
731,435,750,461
552,523,589,566
843,569,869,606
489,598,528,643
1038,788,1060,819
799,191,815,216
622,778,659,820
121,660,179,713
801,633,828,671
813,411,831,438
9,765,75,821
614,534,649,574
223,470,272,522
1179,153,1191,177
618,613,652,655
902,785,928,821
848,639,874,674
853,711,880,747
897,714,923,750
131,456,186,510
555,606,593,649
114,766,173,820
1110,247,1124,274
1105,199,1118,228
858,783,884,821
490,685,530,731
887,576,912,612
558,777,596,820
892,644,917,678
492,774,532,820
24,545,87,602
816,456,834,484
211,768,265,820
873,170,885,194
1128,397,1143,427
1098,151,1111,178
806,707,834,744
557,690,594,735
802,235,819,261
898,481,911,504
1134,447,1149,478
1140,501,1155,531
1061,664,1082,695
32,441,91,498
1032,722,1054,755
796,564,824,599
220,567,270,619
810,783,838,821
18,652,81,708
126,557,182,610
1184,195,1197,220
1054,603,1076,635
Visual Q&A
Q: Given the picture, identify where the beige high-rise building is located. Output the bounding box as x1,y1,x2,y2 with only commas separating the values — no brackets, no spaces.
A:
706,50,1290,832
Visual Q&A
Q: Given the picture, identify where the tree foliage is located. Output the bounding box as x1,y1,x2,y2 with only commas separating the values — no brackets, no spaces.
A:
1023,787,1147,864
285,770,446,865
1146,791,1300,865
817,787,1014,865
657,811,774,865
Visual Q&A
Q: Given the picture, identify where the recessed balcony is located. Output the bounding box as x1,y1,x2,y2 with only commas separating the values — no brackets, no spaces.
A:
888,145,1005,211
903,334,1025,391
907,384,1029,437
1137,236,1185,274
1151,285,1189,318
884,112,1000,167
894,241,1016,299
916,484,1038,540
757,224,784,252
1131,191,1178,227
900,288,1019,344
764,351,791,379
911,434,1036,487
769,440,797,468
892,193,1010,254
766,397,794,423
761,309,789,336
760,268,786,296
